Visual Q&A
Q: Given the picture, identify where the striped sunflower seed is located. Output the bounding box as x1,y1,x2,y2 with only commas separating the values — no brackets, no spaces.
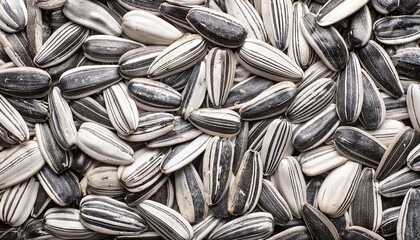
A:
247,117,277,153
122,10,182,45
0,30,34,67
407,83,420,134
349,168,382,232
391,48,420,79
258,179,293,225
203,136,234,206
371,0,399,13
333,126,387,168
300,60,336,90
46,50,82,84
341,226,385,240
209,176,233,219
298,145,348,177
118,46,165,79
316,0,368,26
261,0,292,51
43,207,96,239
397,188,420,240
0,0,27,33
343,6,372,48
5,97,49,123
306,178,323,208
80,195,147,235
43,7,69,29
382,92,408,121
86,166,125,197
189,108,241,138
266,226,312,240
317,161,362,218
63,0,122,36
70,97,114,130
237,38,303,82
0,93,29,145
34,22,89,68
35,123,70,174
159,3,195,32
407,143,420,171
228,150,262,216
116,0,165,13
82,35,144,63
356,40,403,98
192,215,221,240
374,16,420,45
186,7,247,48
178,61,206,119
363,119,405,147
232,121,249,175
300,12,348,71
147,34,207,79
137,200,193,240
161,65,195,91
0,67,51,98
0,177,38,227
175,163,207,223
124,174,168,207
77,122,134,165
31,183,51,219
379,167,420,198
274,156,306,218
59,65,122,99
359,69,386,129
375,126,420,181
379,206,400,237
301,203,340,240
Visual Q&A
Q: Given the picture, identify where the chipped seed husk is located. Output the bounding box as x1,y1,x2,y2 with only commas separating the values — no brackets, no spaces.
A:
397,188,420,240
301,203,340,240
379,167,420,198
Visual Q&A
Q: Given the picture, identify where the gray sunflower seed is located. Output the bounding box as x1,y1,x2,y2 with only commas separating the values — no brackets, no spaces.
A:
0,177,38,227
119,112,175,142
306,178,323,208
237,38,303,82
316,0,368,26
34,22,89,68
232,121,249,175
35,123,70,174
82,35,144,63
118,46,165,79
301,203,340,240
86,166,125,197
37,165,81,206
359,69,386,129
207,0,227,12
407,83,420,134
80,195,147,235
260,119,293,176
344,5,372,48
104,82,139,136
363,119,405,147
43,207,96,239
203,136,234,206
266,225,312,240
228,150,262,215
379,167,420,197
349,168,382,232
70,97,114,130
374,16,420,45
161,134,211,174
300,60,336,90
137,200,193,240
36,0,66,10
371,0,399,13
261,0,292,50
128,78,181,112
396,0,419,13
125,174,168,207
0,0,27,33
179,61,206,119
26,0,47,56
63,0,122,36
317,161,362,218
342,226,385,240
379,206,400,237
0,30,34,67
117,0,165,13
240,81,297,121
286,77,336,123
48,87,77,150
407,143,420,171
336,52,363,124
0,141,44,189
175,163,207,223
0,94,29,145
148,34,207,79
77,122,134,165
0,67,51,98
391,48,420,79
298,145,347,176
292,104,340,152
118,147,170,192
209,212,274,240
397,188,420,240
189,108,241,138
159,3,195,33
258,179,293,225
149,177,174,208
274,156,306,218
192,215,221,240
375,126,420,181
122,10,182,45
186,7,247,48
300,12,348,71
59,65,122,99
146,116,202,148
206,48,235,108
333,126,387,168
356,40,403,98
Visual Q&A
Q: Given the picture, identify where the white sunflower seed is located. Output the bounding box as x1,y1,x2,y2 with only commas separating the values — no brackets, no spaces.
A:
298,145,348,177
86,166,125,197
261,0,292,50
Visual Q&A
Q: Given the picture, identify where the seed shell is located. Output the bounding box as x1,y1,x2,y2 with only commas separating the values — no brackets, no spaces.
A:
397,188,420,240
189,108,241,138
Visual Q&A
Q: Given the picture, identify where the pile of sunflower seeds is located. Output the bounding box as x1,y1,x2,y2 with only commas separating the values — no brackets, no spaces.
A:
0,0,419,239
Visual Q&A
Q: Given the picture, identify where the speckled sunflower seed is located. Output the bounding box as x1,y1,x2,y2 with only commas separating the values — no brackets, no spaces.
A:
0,0,27,33
301,203,340,240
316,0,368,26
379,206,400,237
189,108,241,138
0,94,29,145
298,145,348,177
0,67,51,98
70,97,114,130
77,122,134,165
4,97,49,123
341,226,385,240
85,166,125,197
397,188,420,240
379,167,420,198
0,30,34,67
374,16,420,45
258,179,293,225
237,38,303,82
80,195,146,235
118,46,165,79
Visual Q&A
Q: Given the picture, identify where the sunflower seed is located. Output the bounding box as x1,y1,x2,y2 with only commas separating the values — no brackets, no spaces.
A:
379,206,400,237
189,108,241,138
70,97,114,130
35,123,70,174
26,0,47,56
192,215,221,240
300,13,348,71
0,94,29,145
374,16,420,45
359,69,386,129
266,225,312,240
248,117,277,153
0,30,34,67
344,5,372,48
118,46,165,79
301,203,340,240
258,179,293,225
379,167,420,198
300,60,336,90
407,143,420,171
317,161,362,218
333,126,387,168
124,174,168,207
59,65,122,99
375,127,420,181
0,67,51,98
63,0,122,36
137,200,194,240
382,92,408,121
36,0,66,10
397,188,420,240
363,119,405,147
260,0,292,50
149,177,174,208
298,145,347,177
80,195,147,235
391,48,420,79
237,38,303,82
86,166,125,197
117,0,166,13
82,35,143,63
0,0,27,33
77,122,134,165
342,226,385,240
407,83,420,135
0,177,38,227
43,7,69,29
148,34,207,79
161,65,195,91
159,3,195,32
31,185,51,218
316,0,368,26
46,50,83,84
122,10,182,45
292,104,340,152
161,134,211,174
